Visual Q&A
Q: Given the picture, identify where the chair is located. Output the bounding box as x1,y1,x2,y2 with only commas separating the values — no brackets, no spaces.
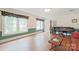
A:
71,32,79,51
48,34,62,50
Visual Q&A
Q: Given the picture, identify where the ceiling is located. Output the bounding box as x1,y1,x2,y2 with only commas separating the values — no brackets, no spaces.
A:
15,8,79,19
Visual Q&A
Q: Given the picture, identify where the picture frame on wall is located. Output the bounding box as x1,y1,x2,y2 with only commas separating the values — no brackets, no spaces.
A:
72,19,77,23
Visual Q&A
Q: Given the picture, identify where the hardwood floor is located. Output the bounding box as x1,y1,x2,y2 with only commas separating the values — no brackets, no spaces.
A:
0,32,73,51
0,32,50,51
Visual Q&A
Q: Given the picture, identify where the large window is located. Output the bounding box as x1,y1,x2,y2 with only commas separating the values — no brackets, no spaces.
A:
2,11,28,36
36,19,44,31
3,16,17,35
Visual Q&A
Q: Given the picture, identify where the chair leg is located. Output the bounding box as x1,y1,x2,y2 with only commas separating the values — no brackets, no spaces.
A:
49,45,57,51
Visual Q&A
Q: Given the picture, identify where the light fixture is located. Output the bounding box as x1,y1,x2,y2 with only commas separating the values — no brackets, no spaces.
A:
44,8,51,12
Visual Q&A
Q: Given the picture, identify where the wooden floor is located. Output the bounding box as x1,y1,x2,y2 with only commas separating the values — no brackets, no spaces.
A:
0,32,72,51
0,32,50,51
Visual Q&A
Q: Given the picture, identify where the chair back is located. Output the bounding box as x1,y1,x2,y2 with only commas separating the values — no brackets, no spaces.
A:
72,32,79,39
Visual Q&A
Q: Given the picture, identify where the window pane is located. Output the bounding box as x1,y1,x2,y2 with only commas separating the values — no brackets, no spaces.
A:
18,18,28,32
40,21,44,30
36,20,44,31
36,20,41,30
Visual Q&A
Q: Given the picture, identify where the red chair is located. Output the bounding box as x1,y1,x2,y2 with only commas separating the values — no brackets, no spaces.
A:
48,34,62,50
71,32,79,51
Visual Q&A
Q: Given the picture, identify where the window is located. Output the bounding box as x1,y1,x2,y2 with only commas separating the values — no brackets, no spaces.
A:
36,20,41,30
36,19,44,31
3,16,17,35
40,21,44,30
2,11,28,36
18,18,28,32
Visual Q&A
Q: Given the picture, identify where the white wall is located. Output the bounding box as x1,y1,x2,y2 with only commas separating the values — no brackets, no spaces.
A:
0,11,2,31
53,13,79,29
45,19,50,40
45,19,50,32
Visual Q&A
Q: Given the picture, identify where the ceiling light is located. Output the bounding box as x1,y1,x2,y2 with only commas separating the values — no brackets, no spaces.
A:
44,8,51,12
